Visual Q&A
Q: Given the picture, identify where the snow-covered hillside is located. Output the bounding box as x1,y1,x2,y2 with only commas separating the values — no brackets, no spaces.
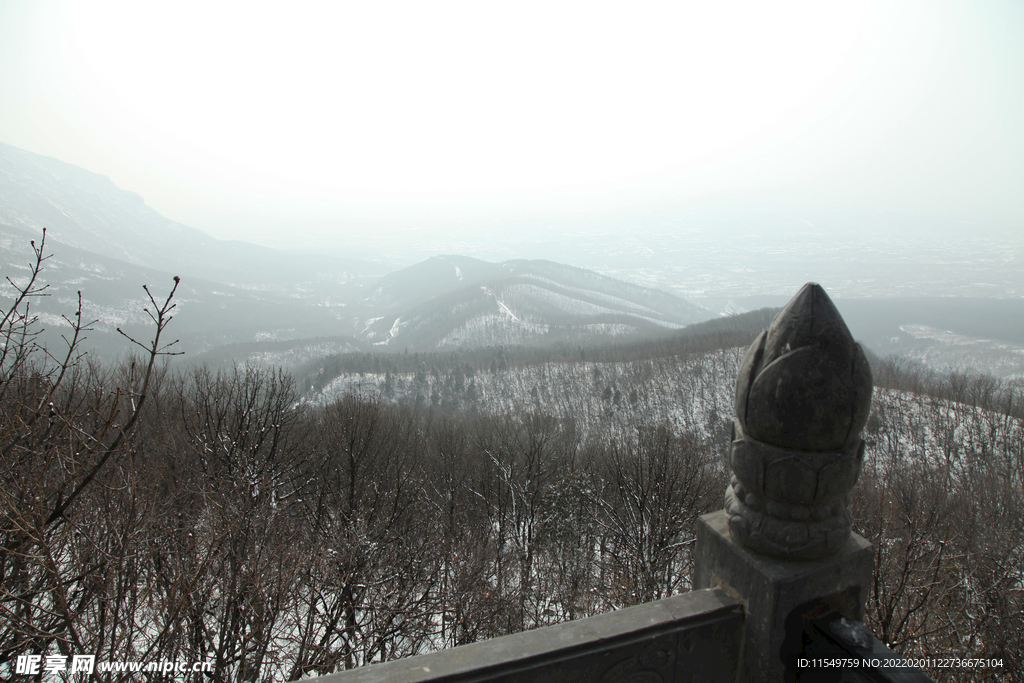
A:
358,260,711,349
311,347,744,452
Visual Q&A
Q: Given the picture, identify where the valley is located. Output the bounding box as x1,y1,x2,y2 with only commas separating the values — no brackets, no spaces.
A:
3,141,1022,381
3,142,1023,683
3,4,1022,679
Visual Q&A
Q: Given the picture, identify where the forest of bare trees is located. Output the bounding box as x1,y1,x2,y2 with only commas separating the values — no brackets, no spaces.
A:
2,239,1021,681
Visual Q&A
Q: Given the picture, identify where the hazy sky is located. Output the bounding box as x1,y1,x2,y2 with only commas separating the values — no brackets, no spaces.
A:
1,0,1022,249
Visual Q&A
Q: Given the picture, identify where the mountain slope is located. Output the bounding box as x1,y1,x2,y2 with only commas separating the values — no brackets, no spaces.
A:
360,256,711,348
0,142,382,288
0,143,716,357
0,222,366,358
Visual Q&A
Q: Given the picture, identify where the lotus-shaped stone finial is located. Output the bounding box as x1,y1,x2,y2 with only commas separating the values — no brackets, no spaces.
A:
725,283,873,560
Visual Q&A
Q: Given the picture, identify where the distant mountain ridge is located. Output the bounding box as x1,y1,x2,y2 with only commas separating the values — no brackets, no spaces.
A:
0,220,366,359
3,142,1018,378
358,255,710,349
0,142,381,288
0,142,715,360
0,142,209,267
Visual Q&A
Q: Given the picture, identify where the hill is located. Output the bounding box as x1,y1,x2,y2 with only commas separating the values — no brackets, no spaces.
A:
0,142,381,289
0,143,718,358
356,256,711,349
0,223,369,358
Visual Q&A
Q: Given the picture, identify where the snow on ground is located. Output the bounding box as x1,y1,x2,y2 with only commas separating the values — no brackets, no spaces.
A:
503,283,628,319
866,386,1023,477
361,316,384,333
510,275,663,317
313,347,745,448
481,286,521,322
897,324,1024,380
436,313,549,347
311,347,1023,477
578,323,638,336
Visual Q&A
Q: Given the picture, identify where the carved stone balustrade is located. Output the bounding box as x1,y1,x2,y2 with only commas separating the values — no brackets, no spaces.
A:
724,282,873,560
314,589,744,683
695,282,881,682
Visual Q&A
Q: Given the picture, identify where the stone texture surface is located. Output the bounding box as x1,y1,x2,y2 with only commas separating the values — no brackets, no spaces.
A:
727,283,872,560
734,283,872,451
314,588,744,682
725,420,864,559
695,511,873,683
800,614,936,682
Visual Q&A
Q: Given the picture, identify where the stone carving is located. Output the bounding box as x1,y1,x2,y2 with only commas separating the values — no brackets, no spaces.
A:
599,641,671,683
724,283,872,560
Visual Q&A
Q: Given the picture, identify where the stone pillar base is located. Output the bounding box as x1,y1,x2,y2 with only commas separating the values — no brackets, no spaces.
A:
694,510,873,683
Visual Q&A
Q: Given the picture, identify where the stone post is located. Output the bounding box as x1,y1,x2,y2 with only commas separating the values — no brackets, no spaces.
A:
693,283,875,682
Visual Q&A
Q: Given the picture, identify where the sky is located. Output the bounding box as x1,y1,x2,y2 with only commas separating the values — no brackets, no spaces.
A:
1,0,1022,250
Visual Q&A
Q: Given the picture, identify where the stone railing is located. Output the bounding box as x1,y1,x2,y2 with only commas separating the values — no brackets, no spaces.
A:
314,589,743,682
316,284,933,683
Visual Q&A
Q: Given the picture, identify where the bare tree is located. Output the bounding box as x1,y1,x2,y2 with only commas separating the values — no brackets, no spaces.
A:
595,426,719,606
1,230,181,673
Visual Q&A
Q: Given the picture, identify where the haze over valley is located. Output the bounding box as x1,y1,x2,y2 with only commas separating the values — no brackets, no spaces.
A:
2,141,1021,380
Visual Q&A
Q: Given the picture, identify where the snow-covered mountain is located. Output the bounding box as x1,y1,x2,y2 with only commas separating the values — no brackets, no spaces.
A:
0,221,366,358
0,143,716,359
358,256,710,349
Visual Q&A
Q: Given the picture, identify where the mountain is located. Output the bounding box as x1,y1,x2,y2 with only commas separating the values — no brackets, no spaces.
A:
0,143,715,361
0,142,386,357
5,142,1019,379
358,255,711,349
0,142,383,289
0,221,367,359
